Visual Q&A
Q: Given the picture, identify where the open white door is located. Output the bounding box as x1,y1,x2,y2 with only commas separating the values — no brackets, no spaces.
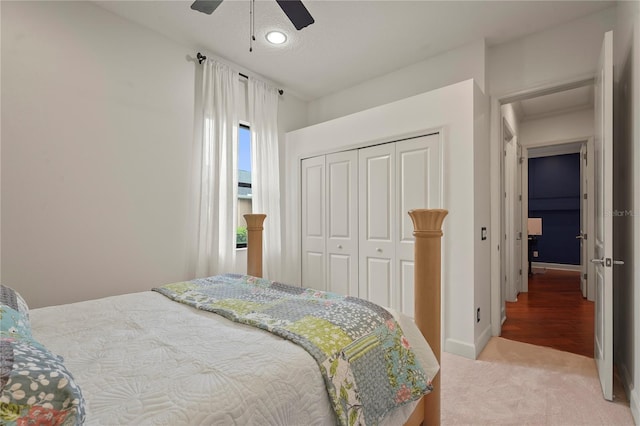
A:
579,144,588,298
515,143,523,294
592,30,614,401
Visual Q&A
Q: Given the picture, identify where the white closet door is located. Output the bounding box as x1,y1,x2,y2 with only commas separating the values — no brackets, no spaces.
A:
326,151,359,296
301,156,326,290
395,134,441,316
358,144,396,308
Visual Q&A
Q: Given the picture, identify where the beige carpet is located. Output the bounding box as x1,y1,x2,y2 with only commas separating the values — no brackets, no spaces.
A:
441,337,634,425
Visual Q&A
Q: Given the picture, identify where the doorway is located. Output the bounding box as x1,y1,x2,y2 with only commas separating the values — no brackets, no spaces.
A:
498,83,596,357
524,140,595,301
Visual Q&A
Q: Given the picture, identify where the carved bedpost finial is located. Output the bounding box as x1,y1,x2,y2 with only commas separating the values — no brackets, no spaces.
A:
244,214,266,278
408,208,447,426
408,209,448,238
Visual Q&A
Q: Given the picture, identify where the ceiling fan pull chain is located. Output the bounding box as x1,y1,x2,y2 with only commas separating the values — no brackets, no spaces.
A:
249,0,255,52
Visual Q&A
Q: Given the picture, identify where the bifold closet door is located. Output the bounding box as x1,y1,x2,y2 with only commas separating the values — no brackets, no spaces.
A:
358,134,441,314
326,151,359,297
302,152,358,294
358,143,396,308
301,156,326,290
303,133,441,313
395,134,441,317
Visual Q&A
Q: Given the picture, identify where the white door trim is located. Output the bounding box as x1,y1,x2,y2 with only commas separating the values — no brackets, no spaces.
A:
490,76,595,337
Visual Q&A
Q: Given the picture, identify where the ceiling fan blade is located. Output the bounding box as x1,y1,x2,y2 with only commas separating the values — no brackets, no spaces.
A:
275,0,314,30
191,0,224,15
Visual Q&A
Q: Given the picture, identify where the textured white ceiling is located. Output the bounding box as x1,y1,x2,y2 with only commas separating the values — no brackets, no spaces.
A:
93,0,614,101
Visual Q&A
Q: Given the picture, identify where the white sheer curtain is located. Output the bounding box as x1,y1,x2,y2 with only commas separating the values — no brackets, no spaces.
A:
248,78,282,280
193,59,239,277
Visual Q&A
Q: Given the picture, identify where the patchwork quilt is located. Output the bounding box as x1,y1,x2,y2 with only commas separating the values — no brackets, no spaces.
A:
154,274,431,426
0,285,85,426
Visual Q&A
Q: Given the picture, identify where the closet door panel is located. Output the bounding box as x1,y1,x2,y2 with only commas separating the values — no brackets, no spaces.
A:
328,254,352,296
326,151,359,296
301,156,326,290
395,134,441,316
359,144,395,308
367,258,392,307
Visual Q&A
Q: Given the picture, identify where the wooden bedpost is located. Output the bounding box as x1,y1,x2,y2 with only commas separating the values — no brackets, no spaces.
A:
409,209,447,426
244,214,266,278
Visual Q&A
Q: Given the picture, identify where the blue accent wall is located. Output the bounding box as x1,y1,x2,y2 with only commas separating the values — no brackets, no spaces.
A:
528,153,581,265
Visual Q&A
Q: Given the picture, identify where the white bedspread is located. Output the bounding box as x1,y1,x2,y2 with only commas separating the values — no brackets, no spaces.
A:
30,291,437,425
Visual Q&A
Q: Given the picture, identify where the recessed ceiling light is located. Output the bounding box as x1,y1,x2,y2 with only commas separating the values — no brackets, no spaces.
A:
266,31,287,45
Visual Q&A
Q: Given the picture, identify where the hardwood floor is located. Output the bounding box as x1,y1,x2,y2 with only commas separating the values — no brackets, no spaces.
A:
501,269,595,358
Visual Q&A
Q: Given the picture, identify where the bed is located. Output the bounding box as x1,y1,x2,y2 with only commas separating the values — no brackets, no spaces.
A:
1,210,447,426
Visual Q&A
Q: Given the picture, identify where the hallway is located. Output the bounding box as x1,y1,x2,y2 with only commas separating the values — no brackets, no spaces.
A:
501,269,594,358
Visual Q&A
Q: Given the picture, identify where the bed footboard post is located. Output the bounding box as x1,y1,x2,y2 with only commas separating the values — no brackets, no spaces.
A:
408,209,447,426
244,214,266,278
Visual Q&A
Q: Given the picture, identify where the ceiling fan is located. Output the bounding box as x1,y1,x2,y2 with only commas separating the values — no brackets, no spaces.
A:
190,0,315,31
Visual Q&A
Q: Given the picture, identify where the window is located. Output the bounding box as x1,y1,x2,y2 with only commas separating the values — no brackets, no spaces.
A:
237,124,252,248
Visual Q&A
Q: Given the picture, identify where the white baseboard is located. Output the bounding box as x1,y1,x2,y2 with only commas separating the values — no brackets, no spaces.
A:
475,324,492,358
444,338,476,360
531,262,581,272
445,331,491,360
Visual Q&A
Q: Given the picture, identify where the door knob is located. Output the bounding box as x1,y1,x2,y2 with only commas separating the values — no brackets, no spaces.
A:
337,244,343,249
591,258,625,266
576,234,584,240
376,248,382,253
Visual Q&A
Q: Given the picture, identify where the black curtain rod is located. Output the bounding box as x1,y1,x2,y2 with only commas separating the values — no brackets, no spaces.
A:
197,52,284,96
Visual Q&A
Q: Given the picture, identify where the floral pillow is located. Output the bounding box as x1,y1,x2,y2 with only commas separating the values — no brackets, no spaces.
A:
0,285,86,426
0,285,32,341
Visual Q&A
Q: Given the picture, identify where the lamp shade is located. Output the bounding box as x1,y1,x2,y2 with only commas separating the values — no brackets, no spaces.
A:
528,218,543,236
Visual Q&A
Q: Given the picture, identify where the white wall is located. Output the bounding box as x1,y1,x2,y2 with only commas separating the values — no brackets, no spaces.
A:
473,84,492,355
488,7,616,97
306,39,486,125
286,80,490,358
519,108,594,147
1,1,308,308
613,1,640,423
2,1,194,308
